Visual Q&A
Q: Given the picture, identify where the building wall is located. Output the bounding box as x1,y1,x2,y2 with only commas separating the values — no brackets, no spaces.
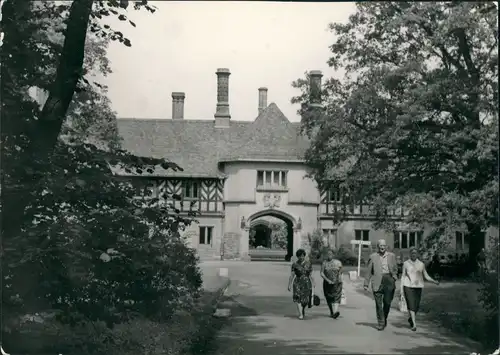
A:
181,216,224,259
220,161,320,258
167,160,499,260
222,162,319,205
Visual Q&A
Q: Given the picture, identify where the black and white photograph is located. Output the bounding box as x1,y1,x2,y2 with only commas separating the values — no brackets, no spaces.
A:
1,1,498,354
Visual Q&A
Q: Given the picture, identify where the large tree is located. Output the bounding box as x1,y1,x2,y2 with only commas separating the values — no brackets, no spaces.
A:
292,2,498,263
1,0,157,242
1,3,203,348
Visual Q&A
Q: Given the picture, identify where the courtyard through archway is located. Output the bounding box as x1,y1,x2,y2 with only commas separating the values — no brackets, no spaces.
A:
248,212,295,261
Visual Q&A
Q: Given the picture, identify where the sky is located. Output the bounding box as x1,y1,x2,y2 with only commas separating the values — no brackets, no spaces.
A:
104,1,356,122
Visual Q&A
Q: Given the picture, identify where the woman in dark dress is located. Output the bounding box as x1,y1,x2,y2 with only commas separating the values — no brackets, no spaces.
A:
288,249,315,319
320,249,343,318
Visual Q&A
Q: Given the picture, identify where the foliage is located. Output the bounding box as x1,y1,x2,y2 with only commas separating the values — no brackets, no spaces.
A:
270,222,288,250
334,247,358,266
477,237,499,350
249,229,256,246
2,143,203,331
1,0,205,343
307,229,325,260
1,0,159,243
292,2,498,262
4,295,223,355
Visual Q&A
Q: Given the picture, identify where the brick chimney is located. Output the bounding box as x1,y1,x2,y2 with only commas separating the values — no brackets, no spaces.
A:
214,68,231,128
309,70,323,108
258,87,268,114
171,92,185,119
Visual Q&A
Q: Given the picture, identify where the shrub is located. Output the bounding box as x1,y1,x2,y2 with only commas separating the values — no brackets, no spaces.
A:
270,223,287,250
307,229,325,260
2,143,203,336
334,247,358,266
477,240,499,351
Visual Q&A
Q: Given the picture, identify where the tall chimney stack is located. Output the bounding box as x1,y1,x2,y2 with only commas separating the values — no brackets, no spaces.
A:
309,70,323,108
171,92,185,119
214,68,231,127
258,87,268,114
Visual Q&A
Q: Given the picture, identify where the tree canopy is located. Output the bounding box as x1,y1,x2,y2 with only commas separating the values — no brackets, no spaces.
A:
292,2,498,254
1,1,202,345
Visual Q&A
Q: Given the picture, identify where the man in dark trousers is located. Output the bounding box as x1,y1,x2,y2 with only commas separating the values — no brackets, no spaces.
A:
363,239,398,330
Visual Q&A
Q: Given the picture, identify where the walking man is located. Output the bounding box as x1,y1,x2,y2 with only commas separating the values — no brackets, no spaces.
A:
363,239,398,330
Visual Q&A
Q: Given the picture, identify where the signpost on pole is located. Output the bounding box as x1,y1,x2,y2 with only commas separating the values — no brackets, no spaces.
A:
350,239,372,277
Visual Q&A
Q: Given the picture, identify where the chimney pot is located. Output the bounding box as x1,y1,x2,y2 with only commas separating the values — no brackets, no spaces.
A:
172,92,185,119
309,70,323,107
258,87,268,114
215,68,231,127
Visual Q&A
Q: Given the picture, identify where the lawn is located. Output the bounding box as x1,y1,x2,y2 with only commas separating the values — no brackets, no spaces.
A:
417,282,494,351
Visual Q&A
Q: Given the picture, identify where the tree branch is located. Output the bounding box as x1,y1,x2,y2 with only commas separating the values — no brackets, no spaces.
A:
454,28,479,81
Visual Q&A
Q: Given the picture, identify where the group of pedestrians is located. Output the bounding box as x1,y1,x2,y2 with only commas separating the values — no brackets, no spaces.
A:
288,239,439,331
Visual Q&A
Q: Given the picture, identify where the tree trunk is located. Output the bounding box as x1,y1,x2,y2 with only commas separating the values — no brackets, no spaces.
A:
466,221,486,273
34,0,94,155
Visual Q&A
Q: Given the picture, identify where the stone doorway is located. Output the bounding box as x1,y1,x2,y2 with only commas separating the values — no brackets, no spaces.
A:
248,214,294,261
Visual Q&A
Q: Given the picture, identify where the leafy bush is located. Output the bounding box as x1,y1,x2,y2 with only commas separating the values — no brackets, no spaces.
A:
334,247,358,266
2,143,203,333
477,240,499,351
307,229,325,260
270,223,287,250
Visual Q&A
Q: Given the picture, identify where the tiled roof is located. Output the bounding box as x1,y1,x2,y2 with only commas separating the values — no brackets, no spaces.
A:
116,103,309,177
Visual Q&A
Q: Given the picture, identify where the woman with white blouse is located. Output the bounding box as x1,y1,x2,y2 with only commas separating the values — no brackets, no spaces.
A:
401,247,440,331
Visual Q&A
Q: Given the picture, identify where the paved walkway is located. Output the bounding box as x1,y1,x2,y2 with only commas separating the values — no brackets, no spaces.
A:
201,260,480,354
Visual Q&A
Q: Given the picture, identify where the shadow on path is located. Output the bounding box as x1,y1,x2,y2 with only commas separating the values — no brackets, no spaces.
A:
355,321,379,330
211,294,362,355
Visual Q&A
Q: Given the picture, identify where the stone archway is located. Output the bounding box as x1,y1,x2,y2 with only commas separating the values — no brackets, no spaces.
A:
244,210,300,261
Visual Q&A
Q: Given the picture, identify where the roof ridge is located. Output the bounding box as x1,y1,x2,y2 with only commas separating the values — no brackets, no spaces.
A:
117,118,253,124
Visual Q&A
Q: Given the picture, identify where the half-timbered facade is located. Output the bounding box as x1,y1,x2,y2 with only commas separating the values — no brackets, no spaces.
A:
115,68,497,260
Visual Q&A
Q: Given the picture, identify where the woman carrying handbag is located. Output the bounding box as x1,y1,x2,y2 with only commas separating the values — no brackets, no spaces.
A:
320,249,343,319
288,249,315,320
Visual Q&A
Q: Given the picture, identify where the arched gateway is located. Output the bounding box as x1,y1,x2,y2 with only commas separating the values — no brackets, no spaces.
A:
246,210,300,261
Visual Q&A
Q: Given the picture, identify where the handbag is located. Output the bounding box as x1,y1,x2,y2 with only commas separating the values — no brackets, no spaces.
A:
399,287,408,313
313,293,321,306
310,287,321,307
340,289,347,305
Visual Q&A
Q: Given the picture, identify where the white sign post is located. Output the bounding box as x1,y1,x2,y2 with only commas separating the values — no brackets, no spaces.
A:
350,240,372,277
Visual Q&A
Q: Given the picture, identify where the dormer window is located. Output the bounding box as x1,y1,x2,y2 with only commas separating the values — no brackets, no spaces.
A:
257,170,287,189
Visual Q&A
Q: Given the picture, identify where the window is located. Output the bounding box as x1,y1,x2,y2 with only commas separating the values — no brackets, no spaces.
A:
256,170,287,188
183,181,199,199
322,229,338,247
455,231,469,250
326,183,349,203
401,232,408,249
393,231,424,249
393,231,400,249
199,226,213,245
354,229,370,248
